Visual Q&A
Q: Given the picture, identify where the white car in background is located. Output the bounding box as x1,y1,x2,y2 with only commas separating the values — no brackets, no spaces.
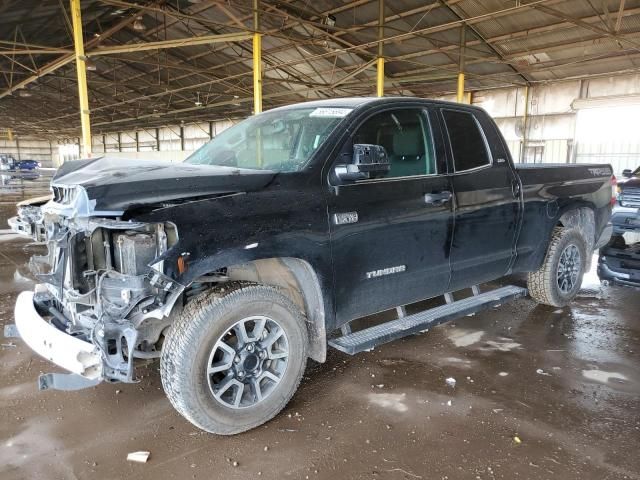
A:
7,194,51,242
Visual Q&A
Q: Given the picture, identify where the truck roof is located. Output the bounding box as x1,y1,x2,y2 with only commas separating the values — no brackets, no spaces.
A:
269,96,486,113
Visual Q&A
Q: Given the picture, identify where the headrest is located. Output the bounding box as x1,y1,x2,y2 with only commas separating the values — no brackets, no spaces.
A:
392,126,424,158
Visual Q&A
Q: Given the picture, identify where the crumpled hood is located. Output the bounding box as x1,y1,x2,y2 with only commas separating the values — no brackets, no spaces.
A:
52,156,276,212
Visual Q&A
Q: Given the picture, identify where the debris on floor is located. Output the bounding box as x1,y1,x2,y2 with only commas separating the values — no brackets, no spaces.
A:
127,451,151,463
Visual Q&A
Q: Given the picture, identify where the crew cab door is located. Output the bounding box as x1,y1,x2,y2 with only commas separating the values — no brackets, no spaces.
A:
439,108,522,290
327,107,454,325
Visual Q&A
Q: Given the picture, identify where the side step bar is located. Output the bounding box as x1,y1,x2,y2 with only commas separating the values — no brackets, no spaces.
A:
329,285,527,355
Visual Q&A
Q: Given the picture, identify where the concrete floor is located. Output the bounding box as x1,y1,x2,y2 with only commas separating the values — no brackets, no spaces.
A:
1,173,639,480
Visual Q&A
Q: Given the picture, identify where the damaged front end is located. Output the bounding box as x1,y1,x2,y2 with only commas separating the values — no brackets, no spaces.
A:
12,184,182,389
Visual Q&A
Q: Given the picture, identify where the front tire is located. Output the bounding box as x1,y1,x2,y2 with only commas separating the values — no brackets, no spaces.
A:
527,227,587,307
160,285,308,435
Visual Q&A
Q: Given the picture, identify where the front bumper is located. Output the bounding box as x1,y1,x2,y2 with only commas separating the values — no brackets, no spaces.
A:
598,261,640,286
597,242,640,286
14,289,102,379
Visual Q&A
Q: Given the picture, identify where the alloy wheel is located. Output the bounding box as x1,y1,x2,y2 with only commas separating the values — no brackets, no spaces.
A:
206,316,289,409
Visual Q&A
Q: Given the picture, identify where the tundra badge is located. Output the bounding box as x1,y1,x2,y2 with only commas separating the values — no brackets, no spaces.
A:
366,265,406,279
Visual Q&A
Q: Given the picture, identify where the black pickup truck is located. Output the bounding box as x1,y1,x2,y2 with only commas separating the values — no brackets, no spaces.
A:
8,97,614,434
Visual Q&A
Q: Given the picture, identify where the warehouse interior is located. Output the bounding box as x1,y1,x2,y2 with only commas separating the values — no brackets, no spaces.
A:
2,0,640,171
1,1,639,479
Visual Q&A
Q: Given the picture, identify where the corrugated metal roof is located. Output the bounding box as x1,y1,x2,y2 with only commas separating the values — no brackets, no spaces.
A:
2,0,640,136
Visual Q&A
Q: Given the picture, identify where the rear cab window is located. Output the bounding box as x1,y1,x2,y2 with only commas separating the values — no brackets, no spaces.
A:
441,109,492,172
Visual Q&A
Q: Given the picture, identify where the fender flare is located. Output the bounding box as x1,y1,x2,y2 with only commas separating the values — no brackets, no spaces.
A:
225,258,327,363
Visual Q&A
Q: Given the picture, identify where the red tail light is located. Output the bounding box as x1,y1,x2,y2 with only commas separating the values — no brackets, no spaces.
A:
611,175,617,206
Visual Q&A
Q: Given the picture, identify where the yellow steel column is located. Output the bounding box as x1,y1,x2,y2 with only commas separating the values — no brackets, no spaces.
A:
376,58,384,98
520,85,530,163
456,25,466,103
252,0,262,115
376,0,384,97
456,73,465,103
70,0,92,157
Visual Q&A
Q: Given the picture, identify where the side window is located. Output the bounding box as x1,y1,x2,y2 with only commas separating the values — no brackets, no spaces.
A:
442,110,491,172
352,109,436,178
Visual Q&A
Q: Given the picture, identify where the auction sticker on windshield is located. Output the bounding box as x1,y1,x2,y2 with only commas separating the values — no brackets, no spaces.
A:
309,107,353,118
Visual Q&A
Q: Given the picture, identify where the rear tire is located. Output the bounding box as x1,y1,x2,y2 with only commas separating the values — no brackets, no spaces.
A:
527,227,587,307
160,284,308,435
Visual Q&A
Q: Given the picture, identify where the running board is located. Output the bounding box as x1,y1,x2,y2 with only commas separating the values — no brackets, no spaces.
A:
329,285,527,355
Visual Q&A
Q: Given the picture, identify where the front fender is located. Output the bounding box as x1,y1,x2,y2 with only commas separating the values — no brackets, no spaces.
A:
134,180,330,278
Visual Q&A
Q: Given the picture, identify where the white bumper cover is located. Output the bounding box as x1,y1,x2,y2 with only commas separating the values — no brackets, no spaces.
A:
14,290,102,379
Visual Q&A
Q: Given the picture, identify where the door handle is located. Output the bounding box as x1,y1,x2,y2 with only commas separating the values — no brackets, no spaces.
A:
424,190,452,205
511,180,521,198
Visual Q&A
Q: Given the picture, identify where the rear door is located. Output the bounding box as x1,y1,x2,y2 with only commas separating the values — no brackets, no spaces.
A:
440,108,522,291
328,106,454,325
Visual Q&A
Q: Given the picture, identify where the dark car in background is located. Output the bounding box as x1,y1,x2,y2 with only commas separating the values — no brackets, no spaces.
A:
0,154,40,171
598,166,640,287
612,166,640,233
15,159,41,171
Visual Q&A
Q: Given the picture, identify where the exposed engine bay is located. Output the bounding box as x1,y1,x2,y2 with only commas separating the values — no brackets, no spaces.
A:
31,185,182,383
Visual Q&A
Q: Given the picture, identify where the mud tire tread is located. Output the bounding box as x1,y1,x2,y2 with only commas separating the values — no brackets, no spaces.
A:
160,283,307,435
527,227,587,307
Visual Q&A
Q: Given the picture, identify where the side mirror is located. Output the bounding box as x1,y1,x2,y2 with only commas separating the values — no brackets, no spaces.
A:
622,169,633,178
334,144,390,182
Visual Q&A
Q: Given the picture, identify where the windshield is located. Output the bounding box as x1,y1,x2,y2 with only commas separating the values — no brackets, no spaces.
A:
185,106,352,172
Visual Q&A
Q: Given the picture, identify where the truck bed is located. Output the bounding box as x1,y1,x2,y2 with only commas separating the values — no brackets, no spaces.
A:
515,162,612,180
510,162,613,273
